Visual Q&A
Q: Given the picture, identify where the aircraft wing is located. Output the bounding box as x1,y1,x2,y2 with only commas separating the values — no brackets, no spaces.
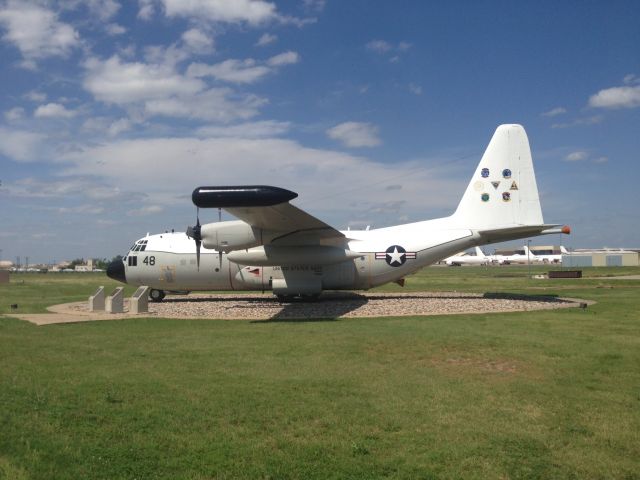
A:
192,185,344,243
226,203,344,241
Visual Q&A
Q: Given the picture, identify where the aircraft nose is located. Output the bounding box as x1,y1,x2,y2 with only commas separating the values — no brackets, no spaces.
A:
107,259,126,283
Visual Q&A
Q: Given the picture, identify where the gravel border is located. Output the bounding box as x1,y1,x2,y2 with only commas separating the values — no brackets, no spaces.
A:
11,291,587,325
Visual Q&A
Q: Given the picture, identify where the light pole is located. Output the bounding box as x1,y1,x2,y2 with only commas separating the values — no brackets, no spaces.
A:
527,239,531,278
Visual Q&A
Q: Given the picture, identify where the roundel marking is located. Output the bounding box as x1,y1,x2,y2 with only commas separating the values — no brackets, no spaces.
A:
385,245,407,266
502,192,511,202
481,168,490,178
481,193,490,202
502,168,512,179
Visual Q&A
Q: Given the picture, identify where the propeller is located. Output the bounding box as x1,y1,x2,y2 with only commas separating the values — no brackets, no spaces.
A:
186,208,202,270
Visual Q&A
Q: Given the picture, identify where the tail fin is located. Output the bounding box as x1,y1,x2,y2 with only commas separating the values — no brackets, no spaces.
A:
453,125,543,229
474,246,485,257
523,245,537,257
560,246,568,254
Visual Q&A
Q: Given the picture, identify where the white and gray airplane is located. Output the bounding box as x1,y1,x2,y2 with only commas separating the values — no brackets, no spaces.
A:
443,247,492,266
532,246,569,264
107,124,570,302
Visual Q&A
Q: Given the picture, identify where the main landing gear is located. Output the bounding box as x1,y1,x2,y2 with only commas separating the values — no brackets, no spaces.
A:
149,289,166,302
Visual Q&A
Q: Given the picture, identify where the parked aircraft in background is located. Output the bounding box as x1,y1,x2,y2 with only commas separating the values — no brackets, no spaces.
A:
444,247,491,266
532,246,569,264
493,245,533,265
107,124,570,302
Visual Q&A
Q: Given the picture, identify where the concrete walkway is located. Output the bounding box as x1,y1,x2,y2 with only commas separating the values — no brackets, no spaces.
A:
5,300,156,326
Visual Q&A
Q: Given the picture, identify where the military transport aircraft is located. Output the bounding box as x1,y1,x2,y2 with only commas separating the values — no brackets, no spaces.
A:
107,124,570,302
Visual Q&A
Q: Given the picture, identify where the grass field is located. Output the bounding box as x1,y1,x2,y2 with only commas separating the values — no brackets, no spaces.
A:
1,267,639,479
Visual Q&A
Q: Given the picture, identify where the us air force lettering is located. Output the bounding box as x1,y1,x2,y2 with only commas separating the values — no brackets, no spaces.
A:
107,125,570,302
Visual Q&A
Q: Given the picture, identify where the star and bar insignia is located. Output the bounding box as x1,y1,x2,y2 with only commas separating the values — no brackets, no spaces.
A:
375,245,417,266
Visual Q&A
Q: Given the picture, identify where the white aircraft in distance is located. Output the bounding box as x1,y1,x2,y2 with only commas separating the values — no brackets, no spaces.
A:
444,247,492,266
107,124,570,302
532,246,569,264
493,245,541,265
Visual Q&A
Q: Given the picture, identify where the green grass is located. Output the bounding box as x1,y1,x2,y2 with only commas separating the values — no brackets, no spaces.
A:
1,267,639,479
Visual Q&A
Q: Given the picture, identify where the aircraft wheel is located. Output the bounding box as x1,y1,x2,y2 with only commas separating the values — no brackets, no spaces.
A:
149,289,166,302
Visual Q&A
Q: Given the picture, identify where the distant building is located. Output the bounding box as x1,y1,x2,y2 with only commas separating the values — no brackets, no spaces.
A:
563,249,639,267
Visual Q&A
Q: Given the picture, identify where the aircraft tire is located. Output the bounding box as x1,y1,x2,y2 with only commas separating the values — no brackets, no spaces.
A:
149,289,166,302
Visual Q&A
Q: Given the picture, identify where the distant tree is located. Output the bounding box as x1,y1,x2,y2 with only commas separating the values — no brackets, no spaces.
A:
68,258,85,268
93,258,109,270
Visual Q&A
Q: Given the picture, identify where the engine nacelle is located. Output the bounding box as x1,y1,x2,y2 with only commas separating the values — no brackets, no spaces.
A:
200,220,260,252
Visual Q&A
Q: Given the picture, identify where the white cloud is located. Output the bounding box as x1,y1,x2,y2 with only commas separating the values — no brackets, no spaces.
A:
256,33,277,47
0,1,79,62
105,23,126,35
107,118,132,136
138,0,155,20
0,127,45,162
160,0,278,25
182,28,214,53
58,205,105,215
623,74,640,85
593,156,608,164
34,103,76,118
196,120,290,138
187,59,269,84
83,55,204,104
128,205,164,216
144,88,266,122
408,83,422,95
551,115,603,129
187,52,299,84
4,107,25,121
327,122,381,148
83,55,267,122
267,51,299,66
366,39,411,58
302,0,326,12
589,85,640,109
58,136,462,225
24,91,47,102
542,107,566,117
366,40,392,54
63,0,121,21
565,151,588,162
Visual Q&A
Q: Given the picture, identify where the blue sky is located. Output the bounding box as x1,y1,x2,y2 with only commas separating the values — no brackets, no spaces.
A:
0,0,638,264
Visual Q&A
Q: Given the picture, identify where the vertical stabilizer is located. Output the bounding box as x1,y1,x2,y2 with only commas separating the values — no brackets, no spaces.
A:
453,125,543,229
474,246,485,257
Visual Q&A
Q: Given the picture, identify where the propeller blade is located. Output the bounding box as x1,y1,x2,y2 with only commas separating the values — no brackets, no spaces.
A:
186,208,203,271
196,239,201,271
